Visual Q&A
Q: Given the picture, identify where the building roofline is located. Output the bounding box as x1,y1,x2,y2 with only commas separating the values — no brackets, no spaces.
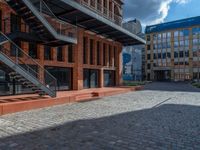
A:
145,16,200,34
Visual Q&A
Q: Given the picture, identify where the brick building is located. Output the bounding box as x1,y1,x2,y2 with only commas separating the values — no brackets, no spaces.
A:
145,16,200,81
0,0,145,97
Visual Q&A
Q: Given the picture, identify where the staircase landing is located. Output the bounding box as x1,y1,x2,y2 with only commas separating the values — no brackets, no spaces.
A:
0,86,143,115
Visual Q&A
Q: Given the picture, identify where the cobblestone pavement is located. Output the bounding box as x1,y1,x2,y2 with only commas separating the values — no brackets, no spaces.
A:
0,82,200,150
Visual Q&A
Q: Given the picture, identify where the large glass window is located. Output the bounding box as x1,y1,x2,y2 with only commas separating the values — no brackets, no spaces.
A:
45,67,72,90
104,70,115,87
83,69,99,88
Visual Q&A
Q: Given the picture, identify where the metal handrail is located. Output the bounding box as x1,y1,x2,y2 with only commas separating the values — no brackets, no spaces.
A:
0,31,57,93
36,0,77,38
76,0,122,26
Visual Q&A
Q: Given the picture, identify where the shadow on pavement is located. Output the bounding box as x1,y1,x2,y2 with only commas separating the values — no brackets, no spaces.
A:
0,104,200,149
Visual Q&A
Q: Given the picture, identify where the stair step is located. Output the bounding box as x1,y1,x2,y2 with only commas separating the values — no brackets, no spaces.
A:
18,78,27,82
9,72,17,76
75,93,99,101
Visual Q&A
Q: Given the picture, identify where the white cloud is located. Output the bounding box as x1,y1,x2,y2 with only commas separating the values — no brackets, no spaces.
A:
123,0,191,27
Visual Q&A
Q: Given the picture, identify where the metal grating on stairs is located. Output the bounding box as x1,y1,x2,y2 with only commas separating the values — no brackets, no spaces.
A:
0,32,57,97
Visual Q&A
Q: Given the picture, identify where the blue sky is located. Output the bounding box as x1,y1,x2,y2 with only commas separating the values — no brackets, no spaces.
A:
123,0,199,27
166,0,200,22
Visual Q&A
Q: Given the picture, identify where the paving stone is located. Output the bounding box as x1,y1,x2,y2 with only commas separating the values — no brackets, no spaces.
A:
0,82,199,150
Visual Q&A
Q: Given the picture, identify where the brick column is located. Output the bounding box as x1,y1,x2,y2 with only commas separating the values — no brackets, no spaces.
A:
116,44,123,86
100,41,103,66
94,38,97,65
52,47,57,62
111,45,114,67
99,41,104,87
63,46,67,62
73,29,84,90
99,68,104,88
106,44,109,67
38,44,44,82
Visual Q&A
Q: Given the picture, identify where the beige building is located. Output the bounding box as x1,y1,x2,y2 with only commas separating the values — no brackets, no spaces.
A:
145,16,200,81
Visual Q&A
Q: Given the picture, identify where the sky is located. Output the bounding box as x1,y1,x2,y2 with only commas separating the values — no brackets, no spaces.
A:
123,0,200,28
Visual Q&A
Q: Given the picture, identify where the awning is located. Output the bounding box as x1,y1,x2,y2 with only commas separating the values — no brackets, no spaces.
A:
43,0,146,46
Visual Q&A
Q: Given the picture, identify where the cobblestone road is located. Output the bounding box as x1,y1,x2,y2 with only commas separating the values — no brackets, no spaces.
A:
0,82,200,150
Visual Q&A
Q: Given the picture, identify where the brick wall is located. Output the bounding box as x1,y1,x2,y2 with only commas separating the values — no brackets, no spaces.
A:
0,1,123,90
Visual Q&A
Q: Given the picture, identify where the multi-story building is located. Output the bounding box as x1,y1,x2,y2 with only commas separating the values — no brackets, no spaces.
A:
123,19,145,81
123,45,144,81
145,16,200,81
0,0,145,97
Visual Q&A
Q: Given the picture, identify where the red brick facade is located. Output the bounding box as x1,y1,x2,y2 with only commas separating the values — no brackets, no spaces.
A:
0,1,123,91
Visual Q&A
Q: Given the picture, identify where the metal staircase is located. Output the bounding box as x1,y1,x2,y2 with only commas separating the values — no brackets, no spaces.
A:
6,0,77,46
0,32,57,97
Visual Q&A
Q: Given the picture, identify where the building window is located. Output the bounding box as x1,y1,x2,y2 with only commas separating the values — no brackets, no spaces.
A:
147,44,151,50
29,42,37,59
45,67,72,91
147,54,151,60
83,69,99,88
179,51,184,58
44,46,52,60
147,64,151,69
147,35,150,41
10,40,22,57
104,70,116,87
158,53,161,59
153,54,157,59
162,53,166,59
174,52,178,58
97,41,101,65
57,47,63,61
174,31,179,37
167,52,171,58
10,13,21,32
185,51,189,57
68,45,74,63
90,39,94,65
192,27,200,36
83,37,88,64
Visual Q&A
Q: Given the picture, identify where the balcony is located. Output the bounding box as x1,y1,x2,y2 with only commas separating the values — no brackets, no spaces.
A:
75,0,122,26
39,0,145,45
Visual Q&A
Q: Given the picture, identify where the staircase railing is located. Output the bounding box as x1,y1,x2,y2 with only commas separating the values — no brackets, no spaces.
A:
34,0,77,39
0,31,57,96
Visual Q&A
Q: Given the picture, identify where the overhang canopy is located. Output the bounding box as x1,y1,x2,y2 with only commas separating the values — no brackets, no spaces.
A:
43,0,146,46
